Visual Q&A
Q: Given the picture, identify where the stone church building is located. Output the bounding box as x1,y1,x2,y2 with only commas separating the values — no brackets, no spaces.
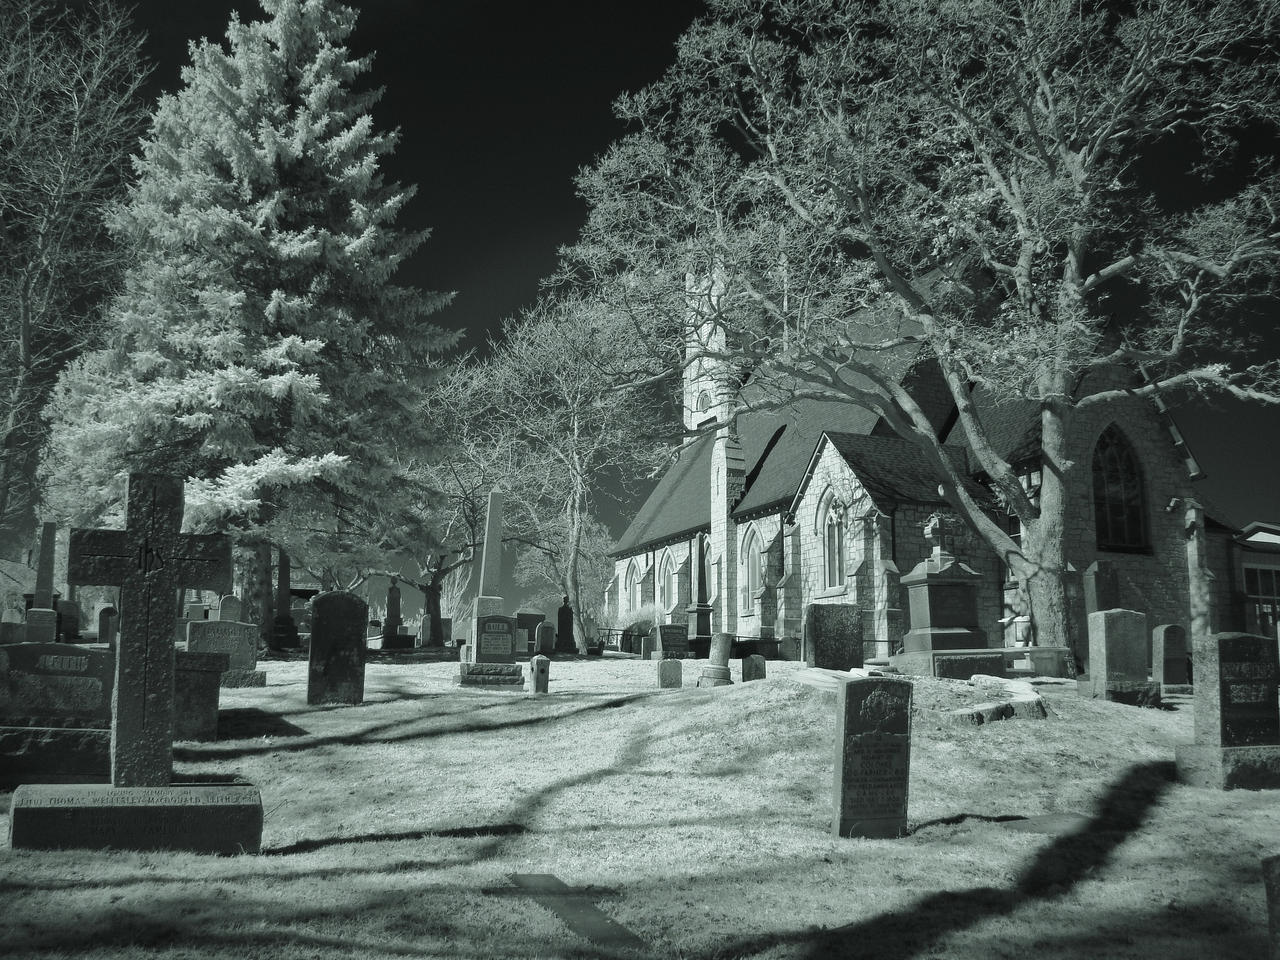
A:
605,339,1272,665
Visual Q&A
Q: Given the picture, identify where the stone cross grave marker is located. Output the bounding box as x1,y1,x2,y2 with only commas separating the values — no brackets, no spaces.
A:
307,591,367,705
1176,632,1280,790
832,676,913,839
67,473,232,787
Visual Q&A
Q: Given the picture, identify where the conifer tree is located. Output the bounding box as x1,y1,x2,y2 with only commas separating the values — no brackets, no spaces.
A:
42,0,456,575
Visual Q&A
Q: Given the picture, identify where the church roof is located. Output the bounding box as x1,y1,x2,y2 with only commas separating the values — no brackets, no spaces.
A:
611,433,714,556
791,432,982,515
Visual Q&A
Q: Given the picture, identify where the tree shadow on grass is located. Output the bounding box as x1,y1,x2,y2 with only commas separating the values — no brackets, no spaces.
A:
264,821,528,856
175,693,650,762
699,760,1176,960
215,708,309,739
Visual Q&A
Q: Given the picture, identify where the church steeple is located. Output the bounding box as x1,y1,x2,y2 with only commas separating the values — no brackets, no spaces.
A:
682,267,732,432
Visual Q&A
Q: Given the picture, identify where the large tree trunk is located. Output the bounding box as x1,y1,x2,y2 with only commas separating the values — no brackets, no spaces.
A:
1020,400,1074,652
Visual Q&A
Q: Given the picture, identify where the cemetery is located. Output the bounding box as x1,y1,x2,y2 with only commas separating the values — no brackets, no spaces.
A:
2,0,1279,957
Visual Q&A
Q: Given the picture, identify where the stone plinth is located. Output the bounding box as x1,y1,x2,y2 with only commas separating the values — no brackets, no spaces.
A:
892,648,1005,681
832,677,912,839
1176,632,1280,790
900,549,985,653
459,662,524,687
9,783,263,855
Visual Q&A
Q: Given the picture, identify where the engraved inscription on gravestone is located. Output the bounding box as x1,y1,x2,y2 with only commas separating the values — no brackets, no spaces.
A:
0,642,114,724
833,677,912,839
475,615,516,664
1219,634,1280,747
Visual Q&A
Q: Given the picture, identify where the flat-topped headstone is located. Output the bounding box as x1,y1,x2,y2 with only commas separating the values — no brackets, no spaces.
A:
0,642,114,725
9,783,262,855
1152,623,1189,685
187,620,258,671
658,659,682,688
1176,632,1280,790
22,609,57,646
184,602,207,622
832,676,913,839
742,654,767,682
173,650,229,741
656,623,688,659
1083,609,1159,706
67,473,232,787
96,606,118,647
307,591,366,705
804,603,863,671
640,630,657,660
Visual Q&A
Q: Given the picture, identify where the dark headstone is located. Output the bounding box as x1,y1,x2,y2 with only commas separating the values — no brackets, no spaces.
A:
67,474,232,787
742,654,767,682
173,650,229,741
658,659,682,689
832,677,912,839
56,600,82,641
1152,623,1189,685
214,595,243,622
382,579,409,648
656,623,688,659
9,783,262,855
640,630,657,660
474,614,517,664
804,603,863,671
0,642,114,726
1176,633,1280,789
97,606,118,647
535,621,556,655
307,591,367,706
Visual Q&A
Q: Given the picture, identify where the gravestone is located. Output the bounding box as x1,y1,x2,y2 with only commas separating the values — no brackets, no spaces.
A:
173,651,229,740
832,676,913,839
66,473,231,787
1152,623,1190,685
473,490,505,619
307,591,367,706
1083,560,1122,616
528,655,550,694
658,659,682,689
656,623,688,659
895,515,986,676
0,622,25,644
215,595,243,622
1082,609,1160,706
640,631,656,660
382,579,411,649
516,610,545,653
535,621,556,655
803,603,863,672
10,783,263,855
696,632,733,687
187,620,265,687
271,550,298,650
97,606,118,647
460,614,523,688
1176,633,1280,789
742,654,767,682
25,522,58,644
56,600,82,641
9,474,262,855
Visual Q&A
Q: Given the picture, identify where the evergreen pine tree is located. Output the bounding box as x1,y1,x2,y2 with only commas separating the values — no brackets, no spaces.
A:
43,0,456,564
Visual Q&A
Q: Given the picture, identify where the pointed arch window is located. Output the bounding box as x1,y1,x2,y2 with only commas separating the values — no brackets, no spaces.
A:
696,390,712,413
657,551,676,611
1093,425,1150,552
741,526,763,611
625,561,642,612
818,489,846,588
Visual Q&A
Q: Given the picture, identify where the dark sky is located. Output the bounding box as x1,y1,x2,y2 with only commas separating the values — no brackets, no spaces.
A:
125,0,1279,528
130,0,706,350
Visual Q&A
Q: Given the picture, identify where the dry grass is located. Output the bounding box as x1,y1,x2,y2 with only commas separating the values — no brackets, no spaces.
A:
0,655,1275,960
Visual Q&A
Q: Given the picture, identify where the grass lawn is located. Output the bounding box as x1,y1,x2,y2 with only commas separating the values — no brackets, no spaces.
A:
1,654,1276,959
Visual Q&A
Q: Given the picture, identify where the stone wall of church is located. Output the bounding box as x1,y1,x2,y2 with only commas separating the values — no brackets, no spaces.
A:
732,512,783,638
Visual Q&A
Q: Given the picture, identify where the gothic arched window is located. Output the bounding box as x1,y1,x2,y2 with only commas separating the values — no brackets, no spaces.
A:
657,551,676,611
1093,425,1150,552
741,526,763,611
818,489,845,588
625,561,642,612
696,390,712,414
